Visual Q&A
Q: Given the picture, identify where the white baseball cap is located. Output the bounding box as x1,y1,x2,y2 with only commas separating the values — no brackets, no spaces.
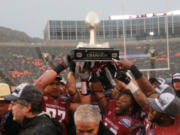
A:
0,83,11,100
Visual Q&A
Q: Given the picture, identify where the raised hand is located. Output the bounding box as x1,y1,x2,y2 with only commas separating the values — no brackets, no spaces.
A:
112,58,134,70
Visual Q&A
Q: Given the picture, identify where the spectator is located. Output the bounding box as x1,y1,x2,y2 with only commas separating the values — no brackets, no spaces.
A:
0,83,21,135
74,104,113,135
172,73,180,98
3,83,63,135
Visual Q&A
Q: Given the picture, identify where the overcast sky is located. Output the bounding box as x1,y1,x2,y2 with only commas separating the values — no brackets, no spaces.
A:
0,0,179,38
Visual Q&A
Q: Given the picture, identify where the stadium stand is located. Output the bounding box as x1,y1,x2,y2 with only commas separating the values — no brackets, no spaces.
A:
0,37,179,86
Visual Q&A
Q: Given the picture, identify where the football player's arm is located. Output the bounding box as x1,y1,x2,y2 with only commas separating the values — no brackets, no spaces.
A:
134,74,157,98
34,70,57,91
66,71,80,102
69,94,92,112
126,79,150,112
68,73,91,112
89,82,108,114
113,59,157,98
69,92,91,112
34,55,72,91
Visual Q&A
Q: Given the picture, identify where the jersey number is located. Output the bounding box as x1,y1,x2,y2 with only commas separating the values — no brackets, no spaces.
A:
46,107,66,122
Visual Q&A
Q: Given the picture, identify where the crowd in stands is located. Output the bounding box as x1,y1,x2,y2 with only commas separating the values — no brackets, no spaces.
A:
0,49,180,135
0,38,179,85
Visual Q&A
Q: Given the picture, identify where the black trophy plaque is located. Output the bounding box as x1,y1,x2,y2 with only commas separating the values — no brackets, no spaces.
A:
71,48,119,61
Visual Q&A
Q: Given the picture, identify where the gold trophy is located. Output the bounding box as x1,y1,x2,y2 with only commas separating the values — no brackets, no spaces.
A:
72,11,119,61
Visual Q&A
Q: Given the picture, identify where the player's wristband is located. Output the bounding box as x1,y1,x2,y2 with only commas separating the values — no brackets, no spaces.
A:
127,81,139,94
53,64,65,74
129,65,142,80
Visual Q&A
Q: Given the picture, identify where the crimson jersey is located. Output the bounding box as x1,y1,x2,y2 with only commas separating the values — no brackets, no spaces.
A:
42,93,70,135
146,114,180,135
103,100,144,135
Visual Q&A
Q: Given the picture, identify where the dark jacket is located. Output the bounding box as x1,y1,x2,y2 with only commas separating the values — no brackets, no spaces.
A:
19,113,63,135
98,122,114,135
0,112,21,135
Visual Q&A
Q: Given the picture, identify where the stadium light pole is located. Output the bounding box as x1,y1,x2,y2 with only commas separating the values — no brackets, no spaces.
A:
122,0,127,58
165,15,170,71
148,31,156,78
123,18,127,57
166,0,170,71
109,0,127,57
